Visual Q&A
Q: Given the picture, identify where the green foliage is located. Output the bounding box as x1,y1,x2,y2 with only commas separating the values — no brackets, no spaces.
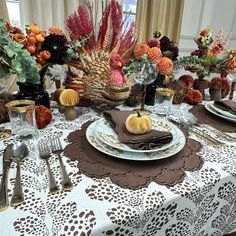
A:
125,55,150,75
0,17,40,84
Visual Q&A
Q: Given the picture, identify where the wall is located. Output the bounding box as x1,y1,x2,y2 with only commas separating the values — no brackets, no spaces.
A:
179,0,236,57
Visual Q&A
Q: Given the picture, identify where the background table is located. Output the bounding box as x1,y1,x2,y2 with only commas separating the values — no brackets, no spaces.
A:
0,105,236,236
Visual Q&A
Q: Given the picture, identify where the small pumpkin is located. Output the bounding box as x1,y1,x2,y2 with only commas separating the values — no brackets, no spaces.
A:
35,105,52,129
125,112,152,134
185,89,203,105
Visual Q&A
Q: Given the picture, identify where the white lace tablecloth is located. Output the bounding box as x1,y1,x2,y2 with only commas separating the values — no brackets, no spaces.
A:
0,105,236,236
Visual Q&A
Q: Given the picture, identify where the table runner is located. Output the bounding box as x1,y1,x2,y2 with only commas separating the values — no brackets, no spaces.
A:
64,121,203,189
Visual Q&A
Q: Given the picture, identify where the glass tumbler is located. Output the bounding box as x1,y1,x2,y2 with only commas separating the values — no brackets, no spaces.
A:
154,88,175,119
6,100,38,140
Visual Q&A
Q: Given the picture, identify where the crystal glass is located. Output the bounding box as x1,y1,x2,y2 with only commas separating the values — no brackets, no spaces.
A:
132,63,158,111
154,88,175,119
6,100,38,140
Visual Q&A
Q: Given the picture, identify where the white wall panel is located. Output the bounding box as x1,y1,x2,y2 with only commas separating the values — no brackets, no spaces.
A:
179,0,236,57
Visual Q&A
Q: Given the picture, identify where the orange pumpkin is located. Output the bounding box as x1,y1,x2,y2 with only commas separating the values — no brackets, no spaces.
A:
185,89,203,105
35,105,52,129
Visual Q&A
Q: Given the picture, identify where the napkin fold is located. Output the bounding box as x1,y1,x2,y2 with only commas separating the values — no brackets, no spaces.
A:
214,100,236,115
103,110,173,150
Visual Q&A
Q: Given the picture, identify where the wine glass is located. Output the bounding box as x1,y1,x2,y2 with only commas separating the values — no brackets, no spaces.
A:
132,62,158,111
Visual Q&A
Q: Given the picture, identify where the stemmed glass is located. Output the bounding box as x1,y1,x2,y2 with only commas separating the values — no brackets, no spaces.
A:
132,62,158,111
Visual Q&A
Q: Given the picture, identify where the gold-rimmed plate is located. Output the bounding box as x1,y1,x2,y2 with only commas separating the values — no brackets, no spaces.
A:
94,118,180,153
86,120,186,161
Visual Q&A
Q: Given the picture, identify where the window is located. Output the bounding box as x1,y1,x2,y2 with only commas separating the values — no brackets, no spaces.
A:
6,0,20,27
123,0,137,23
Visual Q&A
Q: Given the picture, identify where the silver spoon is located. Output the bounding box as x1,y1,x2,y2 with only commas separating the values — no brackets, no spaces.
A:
10,142,29,207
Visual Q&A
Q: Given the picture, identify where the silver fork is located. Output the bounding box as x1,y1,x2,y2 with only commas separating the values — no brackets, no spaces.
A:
50,137,73,191
38,141,59,194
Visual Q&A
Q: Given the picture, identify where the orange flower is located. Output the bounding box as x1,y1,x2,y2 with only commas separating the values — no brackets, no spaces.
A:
147,47,162,64
11,33,26,43
158,57,174,75
225,57,236,70
134,44,149,59
208,43,223,56
48,27,64,35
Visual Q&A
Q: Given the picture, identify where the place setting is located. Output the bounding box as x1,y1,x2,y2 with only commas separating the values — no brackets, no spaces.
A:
205,100,236,123
64,108,203,189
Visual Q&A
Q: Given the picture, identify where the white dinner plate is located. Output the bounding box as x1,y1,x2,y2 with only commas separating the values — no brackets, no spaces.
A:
211,102,236,119
86,120,186,161
95,118,179,153
205,101,236,123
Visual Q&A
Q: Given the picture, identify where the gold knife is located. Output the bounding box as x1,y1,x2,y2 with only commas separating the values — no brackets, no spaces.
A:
0,144,13,212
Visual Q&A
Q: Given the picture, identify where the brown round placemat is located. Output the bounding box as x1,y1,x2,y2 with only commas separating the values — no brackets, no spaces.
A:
190,104,236,133
64,121,203,189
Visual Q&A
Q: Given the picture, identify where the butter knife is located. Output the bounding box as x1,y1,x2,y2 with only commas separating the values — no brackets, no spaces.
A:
0,144,13,212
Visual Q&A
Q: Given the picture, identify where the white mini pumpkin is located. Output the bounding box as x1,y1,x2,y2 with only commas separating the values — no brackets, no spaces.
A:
125,112,152,134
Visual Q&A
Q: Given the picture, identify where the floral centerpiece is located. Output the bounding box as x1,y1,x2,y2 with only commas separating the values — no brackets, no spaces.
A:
0,17,85,107
125,31,179,106
175,27,236,100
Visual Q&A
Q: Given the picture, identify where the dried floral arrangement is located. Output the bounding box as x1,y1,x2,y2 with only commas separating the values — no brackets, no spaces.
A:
175,27,236,78
66,0,136,105
0,17,85,84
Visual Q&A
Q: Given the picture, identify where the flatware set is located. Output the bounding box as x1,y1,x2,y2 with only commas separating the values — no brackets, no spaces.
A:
0,136,72,212
38,136,73,194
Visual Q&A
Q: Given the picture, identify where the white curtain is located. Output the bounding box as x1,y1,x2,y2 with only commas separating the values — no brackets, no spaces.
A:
19,0,85,31
19,0,122,32
0,0,9,21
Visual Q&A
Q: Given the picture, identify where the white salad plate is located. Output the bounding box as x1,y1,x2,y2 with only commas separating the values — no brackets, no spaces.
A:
86,120,186,161
205,101,236,123
95,118,179,153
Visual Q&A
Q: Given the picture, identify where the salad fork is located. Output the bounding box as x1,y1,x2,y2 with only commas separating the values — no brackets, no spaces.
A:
50,137,73,191
38,141,59,194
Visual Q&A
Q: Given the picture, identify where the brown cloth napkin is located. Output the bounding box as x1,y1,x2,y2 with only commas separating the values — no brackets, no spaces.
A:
103,110,173,150
214,100,236,115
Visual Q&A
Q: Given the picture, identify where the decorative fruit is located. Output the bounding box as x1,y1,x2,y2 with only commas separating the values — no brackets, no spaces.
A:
125,111,152,134
35,105,52,129
178,75,194,89
26,45,36,54
157,57,174,75
27,34,37,44
36,34,45,43
40,50,51,59
134,44,150,59
185,89,203,105
30,24,40,34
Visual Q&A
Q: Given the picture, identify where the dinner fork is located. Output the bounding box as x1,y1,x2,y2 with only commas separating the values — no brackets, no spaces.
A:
38,141,59,194
50,137,73,191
